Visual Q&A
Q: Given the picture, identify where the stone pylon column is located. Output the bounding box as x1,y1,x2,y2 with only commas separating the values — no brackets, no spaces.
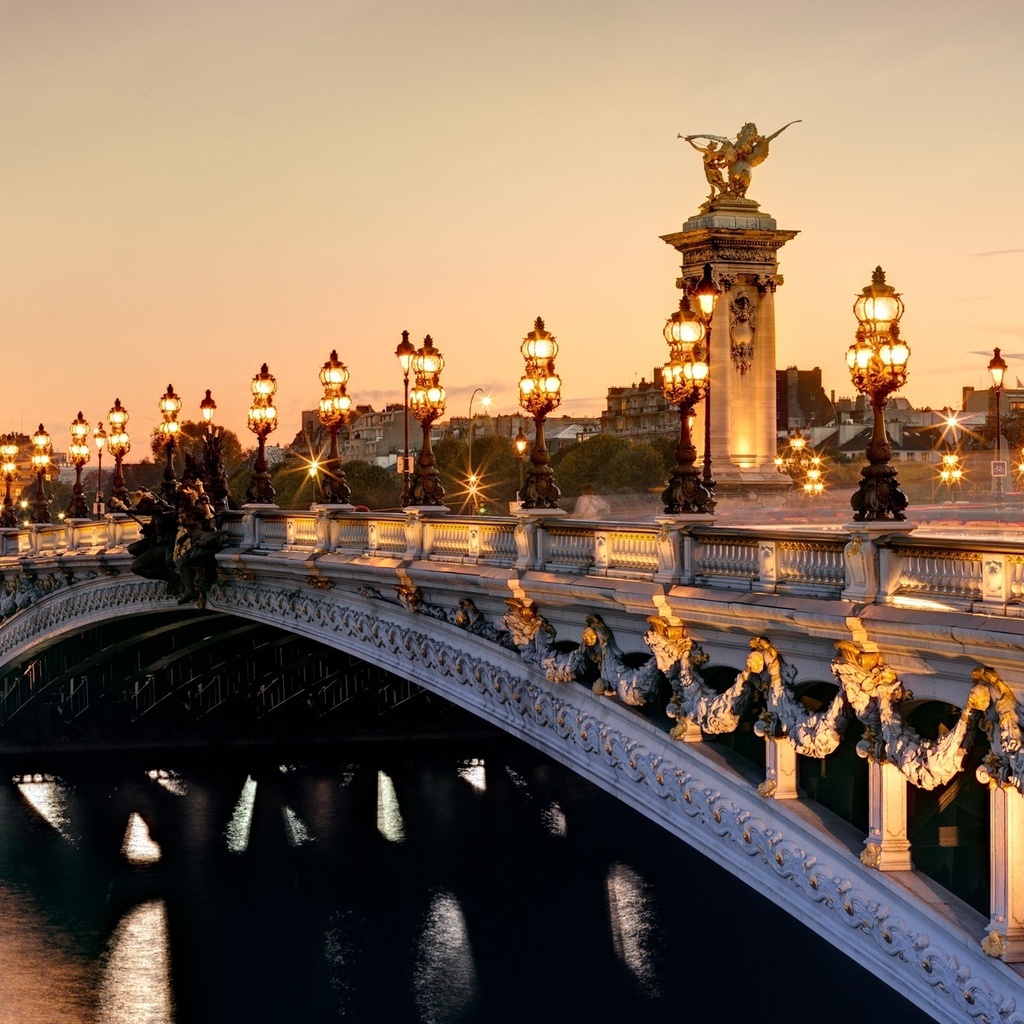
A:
662,197,798,491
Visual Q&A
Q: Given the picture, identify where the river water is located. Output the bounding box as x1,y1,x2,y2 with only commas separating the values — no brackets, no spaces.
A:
0,739,931,1024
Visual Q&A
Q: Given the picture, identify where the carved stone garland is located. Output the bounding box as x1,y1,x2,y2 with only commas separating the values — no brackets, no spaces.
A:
729,291,756,375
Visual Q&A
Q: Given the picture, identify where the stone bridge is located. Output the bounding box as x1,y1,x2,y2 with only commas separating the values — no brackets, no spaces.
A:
3,508,1024,1023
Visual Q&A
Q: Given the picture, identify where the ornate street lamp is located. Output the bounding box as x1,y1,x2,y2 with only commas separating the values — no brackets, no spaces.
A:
106,398,131,507
66,411,92,519
0,434,19,528
939,451,964,495
408,336,447,506
317,350,354,505
93,422,107,515
198,389,229,513
988,347,1008,498
774,429,825,496
395,331,415,506
661,295,713,514
846,266,910,521
691,263,722,489
514,428,528,494
517,317,562,509
30,424,52,524
158,384,182,502
245,363,278,504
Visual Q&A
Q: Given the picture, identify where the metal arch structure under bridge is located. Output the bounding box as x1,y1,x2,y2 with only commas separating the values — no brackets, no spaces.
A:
3,507,1024,1023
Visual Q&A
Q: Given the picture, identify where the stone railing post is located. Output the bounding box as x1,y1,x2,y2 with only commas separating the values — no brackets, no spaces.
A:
842,522,916,604
653,516,711,585
755,540,779,593
986,784,1024,961
862,760,912,871
982,553,1012,607
312,507,333,554
241,510,258,551
404,508,426,559
513,510,557,570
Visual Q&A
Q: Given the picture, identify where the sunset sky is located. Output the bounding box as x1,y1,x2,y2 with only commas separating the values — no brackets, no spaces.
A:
1,0,1022,454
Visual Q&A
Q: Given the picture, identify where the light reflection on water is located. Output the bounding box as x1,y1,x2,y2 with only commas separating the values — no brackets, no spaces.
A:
17,777,76,841
376,769,406,842
540,800,567,837
456,758,487,791
121,813,161,865
0,752,934,1024
605,862,661,997
282,805,314,846
224,775,257,853
413,890,478,1024
98,900,174,1024
0,882,97,1023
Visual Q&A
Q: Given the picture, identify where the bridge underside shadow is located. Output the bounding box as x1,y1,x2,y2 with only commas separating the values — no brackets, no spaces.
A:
0,609,495,752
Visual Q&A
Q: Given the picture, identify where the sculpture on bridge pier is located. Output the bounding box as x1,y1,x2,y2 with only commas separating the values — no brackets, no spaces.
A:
123,486,227,606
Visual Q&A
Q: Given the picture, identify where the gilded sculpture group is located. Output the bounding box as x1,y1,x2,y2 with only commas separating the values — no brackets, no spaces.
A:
680,120,800,206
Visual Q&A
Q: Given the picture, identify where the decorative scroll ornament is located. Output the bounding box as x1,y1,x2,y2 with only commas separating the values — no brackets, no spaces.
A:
584,614,663,707
751,637,847,758
972,666,1024,790
729,292,756,375
832,641,987,790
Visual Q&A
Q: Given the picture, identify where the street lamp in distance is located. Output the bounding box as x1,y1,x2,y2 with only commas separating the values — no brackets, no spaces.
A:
67,412,92,519
107,399,131,508
245,364,278,505
988,347,1008,498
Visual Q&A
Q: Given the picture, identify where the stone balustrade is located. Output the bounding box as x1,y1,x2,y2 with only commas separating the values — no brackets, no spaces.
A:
3,509,1023,614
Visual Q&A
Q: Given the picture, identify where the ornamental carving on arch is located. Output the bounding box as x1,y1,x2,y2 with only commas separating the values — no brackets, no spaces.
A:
729,291,756,375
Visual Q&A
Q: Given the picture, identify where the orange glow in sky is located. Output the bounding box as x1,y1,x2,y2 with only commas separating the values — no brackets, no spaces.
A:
1,0,1022,452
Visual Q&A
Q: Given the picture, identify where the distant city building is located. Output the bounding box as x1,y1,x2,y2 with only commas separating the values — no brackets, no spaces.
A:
600,370,674,441
775,366,837,431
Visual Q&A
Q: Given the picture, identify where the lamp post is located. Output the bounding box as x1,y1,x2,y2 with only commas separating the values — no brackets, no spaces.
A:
395,330,415,506
107,398,131,508
517,317,562,509
198,389,229,513
30,424,52,524
467,388,491,514
692,264,722,490
318,349,354,505
407,336,447,506
66,411,92,519
92,422,107,515
245,363,278,505
514,428,528,493
988,347,1008,498
0,435,19,528
846,266,910,521
158,384,182,502
660,295,713,514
